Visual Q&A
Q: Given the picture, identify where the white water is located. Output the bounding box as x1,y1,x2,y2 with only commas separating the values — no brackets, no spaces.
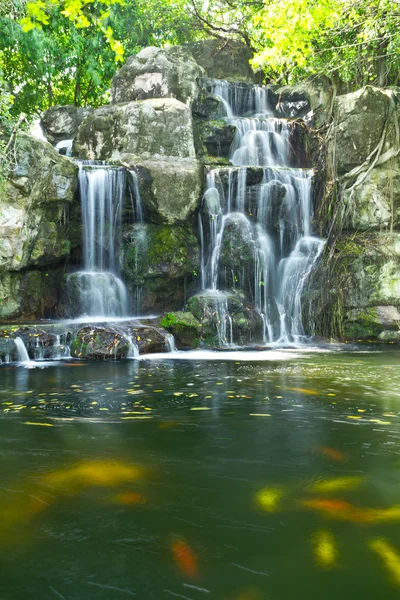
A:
69,164,129,318
126,335,140,358
166,334,177,352
55,139,73,156
198,80,325,345
14,337,31,364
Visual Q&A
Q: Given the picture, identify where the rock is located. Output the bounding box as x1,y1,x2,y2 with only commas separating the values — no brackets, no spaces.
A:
341,163,400,230
122,223,200,312
123,158,203,223
186,290,263,346
218,213,255,290
40,105,92,145
344,306,400,340
307,233,400,340
70,321,169,359
186,39,254,83
328,86,399,176
194,118,236,161
74,98,196,161
0,133,79,272
111,46,205,106
275,76,333,127
0,268,63,321
160,311,201,348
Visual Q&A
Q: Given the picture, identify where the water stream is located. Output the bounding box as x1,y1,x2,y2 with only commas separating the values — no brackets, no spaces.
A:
198,80,324,345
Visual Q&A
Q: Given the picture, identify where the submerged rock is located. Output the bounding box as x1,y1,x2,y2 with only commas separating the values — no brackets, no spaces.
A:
111,46,205,105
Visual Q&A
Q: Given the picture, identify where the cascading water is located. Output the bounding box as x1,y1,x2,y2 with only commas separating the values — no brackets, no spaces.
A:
14,337,31,364
68,162,129,317
198,80,324,345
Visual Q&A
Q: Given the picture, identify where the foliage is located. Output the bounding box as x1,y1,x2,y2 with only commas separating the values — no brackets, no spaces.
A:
0,0,201,119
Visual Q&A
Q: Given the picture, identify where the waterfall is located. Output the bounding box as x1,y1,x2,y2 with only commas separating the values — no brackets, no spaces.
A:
14,337,31,363
165,334,177,352
69,163,129,318
198,80,325,345
126,335,139,358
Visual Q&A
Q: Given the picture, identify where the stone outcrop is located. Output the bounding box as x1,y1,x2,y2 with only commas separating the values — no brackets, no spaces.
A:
74,98,196,161
122,223,200,313
122,158,203,223
0,133,79,321
186,39,254,83
308,86,400,341
111,46,205,105
40,105,92,145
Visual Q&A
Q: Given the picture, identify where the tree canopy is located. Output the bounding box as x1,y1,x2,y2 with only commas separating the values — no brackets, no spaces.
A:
0,0,399,120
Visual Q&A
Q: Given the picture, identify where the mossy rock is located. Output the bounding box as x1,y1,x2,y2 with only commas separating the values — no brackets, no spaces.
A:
160,311,201,349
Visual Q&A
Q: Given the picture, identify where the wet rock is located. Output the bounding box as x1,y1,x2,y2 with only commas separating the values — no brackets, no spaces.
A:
122,223,200,313
194,118,236,161
160,311,201,349
74,98,196,161
40,105,93,145
70,322,168,359
111,46,205,105
186,290,263,346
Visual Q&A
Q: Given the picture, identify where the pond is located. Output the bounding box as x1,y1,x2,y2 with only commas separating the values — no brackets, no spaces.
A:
1,347,400,599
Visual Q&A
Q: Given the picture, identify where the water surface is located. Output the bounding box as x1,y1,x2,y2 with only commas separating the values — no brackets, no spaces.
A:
1,348,400,599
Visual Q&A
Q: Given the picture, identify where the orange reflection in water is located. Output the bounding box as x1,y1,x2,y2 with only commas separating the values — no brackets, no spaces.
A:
170,537,199,579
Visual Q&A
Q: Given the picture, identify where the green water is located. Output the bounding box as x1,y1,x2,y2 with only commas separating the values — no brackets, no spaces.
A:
1,348,400,599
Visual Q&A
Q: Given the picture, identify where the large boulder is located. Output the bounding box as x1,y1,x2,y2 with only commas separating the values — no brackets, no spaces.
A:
341,163,400,231
40,105,92,145
186,39,254,83
74,98,196,161
307,233,400,341
122,223,200,312
0,133,79,272
327,86,399,176
123,158,203,223
111,46,205,106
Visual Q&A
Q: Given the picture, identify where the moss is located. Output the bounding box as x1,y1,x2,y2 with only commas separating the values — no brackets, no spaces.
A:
160,311,200,349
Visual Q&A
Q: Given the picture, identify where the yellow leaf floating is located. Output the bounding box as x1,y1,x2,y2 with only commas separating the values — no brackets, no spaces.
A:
312,530,338,569
369,538,400,585
24,422,54,427
190,407,210,411
256,487,283,512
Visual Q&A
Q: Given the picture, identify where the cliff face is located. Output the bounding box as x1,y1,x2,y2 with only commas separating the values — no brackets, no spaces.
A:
308,86,400,342
0,133,79,320
3,39,400,345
